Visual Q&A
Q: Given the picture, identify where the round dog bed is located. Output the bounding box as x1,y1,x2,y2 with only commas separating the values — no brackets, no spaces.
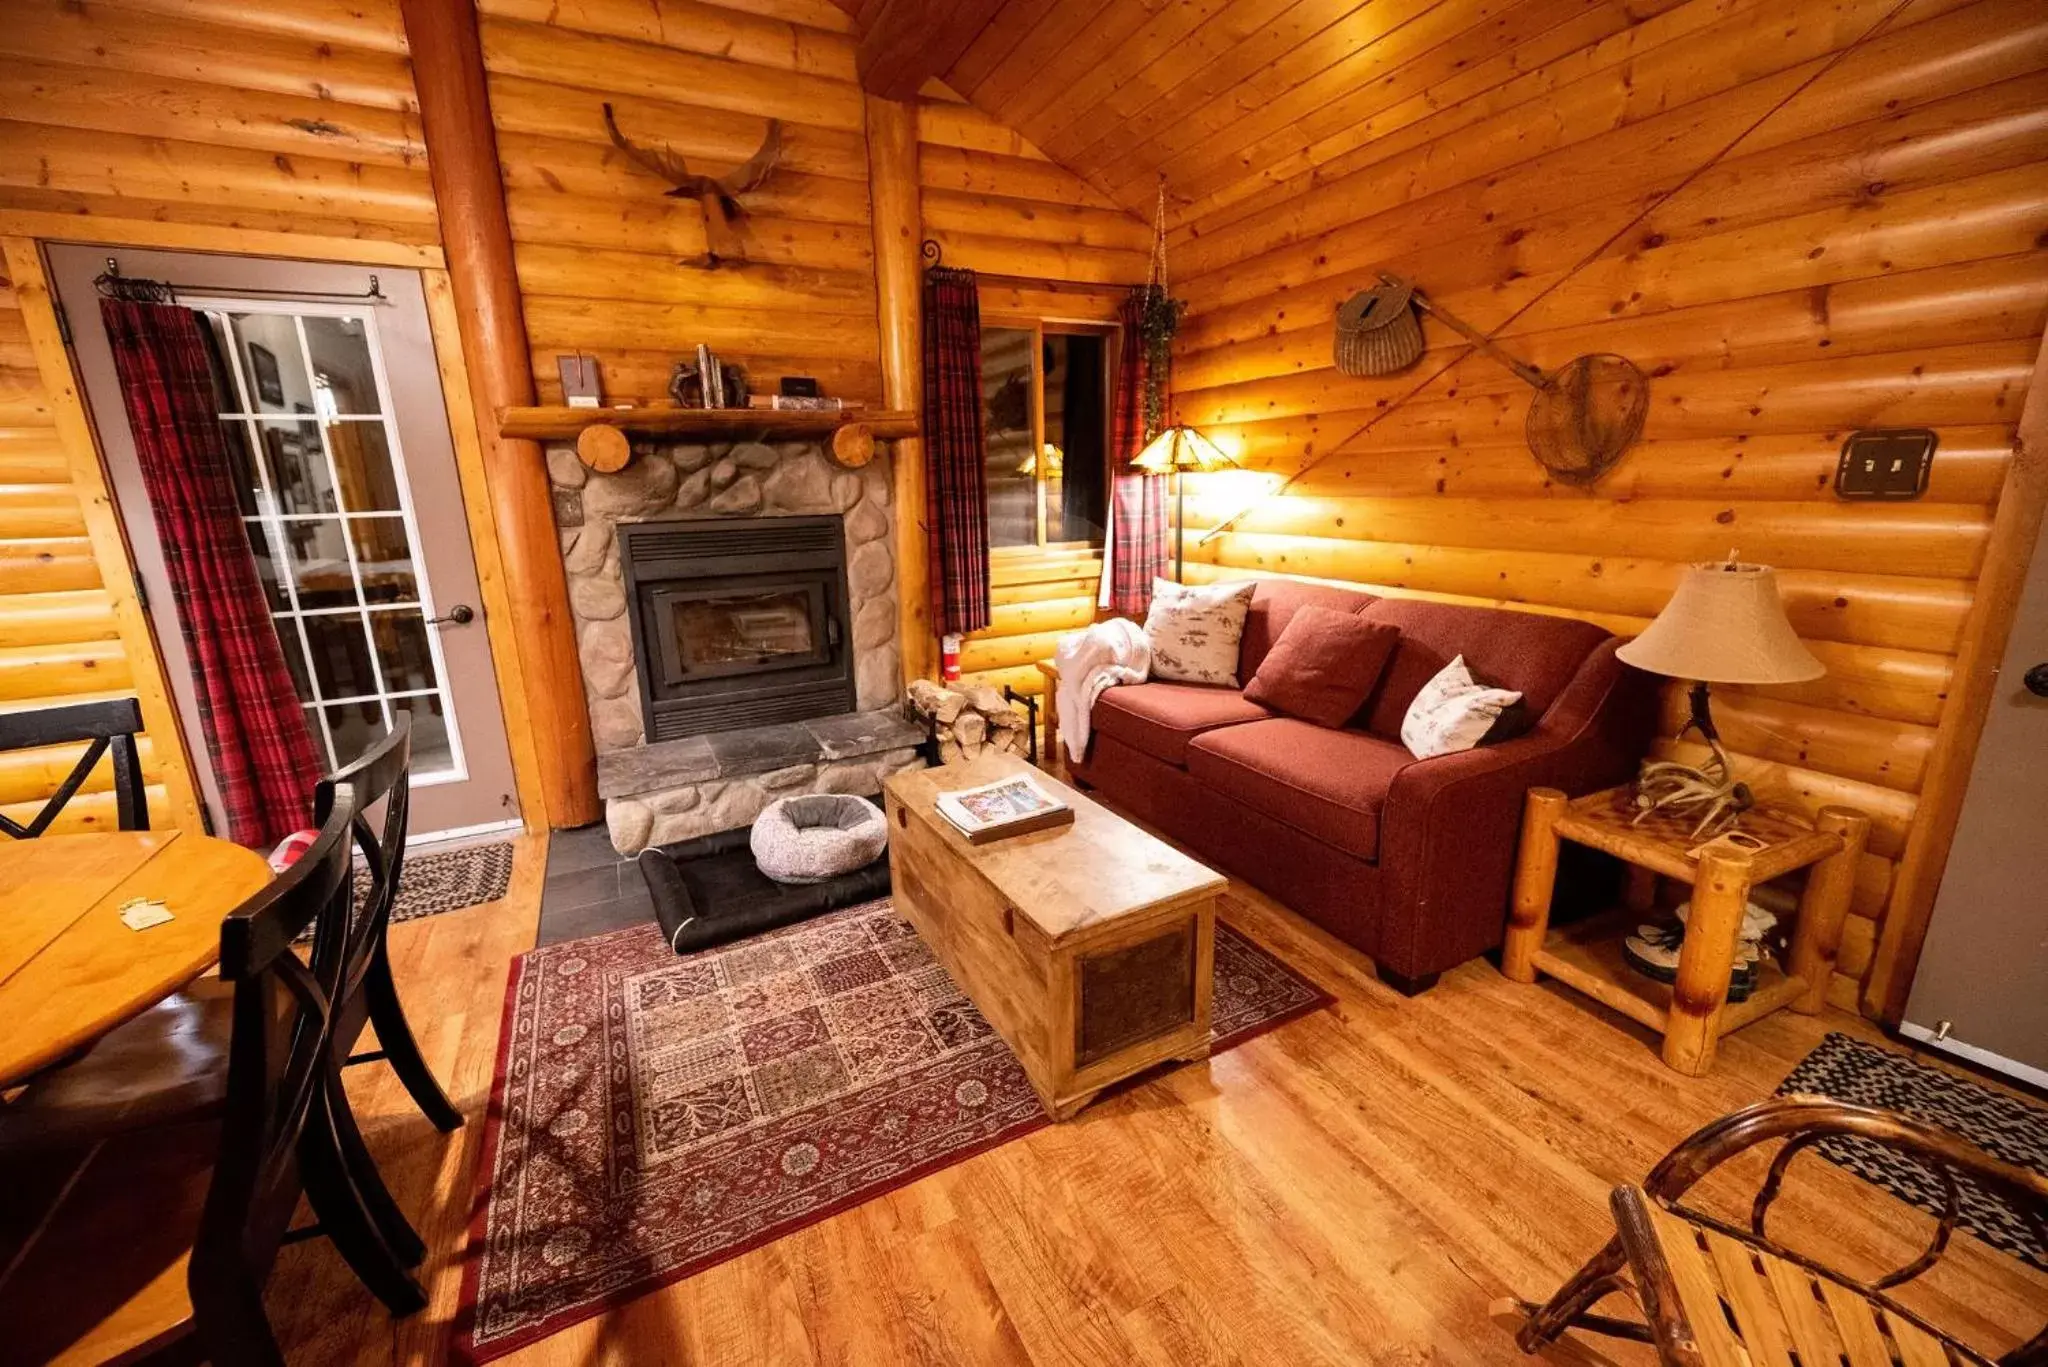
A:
750,794,888,885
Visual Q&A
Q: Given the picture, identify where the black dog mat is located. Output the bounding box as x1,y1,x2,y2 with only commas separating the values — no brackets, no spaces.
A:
637,824,890,955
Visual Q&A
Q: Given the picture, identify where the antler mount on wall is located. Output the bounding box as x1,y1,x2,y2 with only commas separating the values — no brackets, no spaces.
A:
602,103,783,270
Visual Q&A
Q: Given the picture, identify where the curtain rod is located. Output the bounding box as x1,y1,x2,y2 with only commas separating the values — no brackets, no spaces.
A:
919,239,1129,295
96,258,388,306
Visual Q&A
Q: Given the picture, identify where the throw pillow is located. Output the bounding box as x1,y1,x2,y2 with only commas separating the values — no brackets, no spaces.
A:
1244,607,1400,728
1144,579,1256,686
1400,654,1524,759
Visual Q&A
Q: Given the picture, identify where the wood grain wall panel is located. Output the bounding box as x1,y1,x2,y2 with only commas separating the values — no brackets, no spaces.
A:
916,93,1151,693
480,4,887,405
0,289,165,828
0,0,435,833
1140,0,2048,1012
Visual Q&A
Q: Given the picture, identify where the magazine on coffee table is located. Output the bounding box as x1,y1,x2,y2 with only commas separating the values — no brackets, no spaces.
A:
935,774,1075,845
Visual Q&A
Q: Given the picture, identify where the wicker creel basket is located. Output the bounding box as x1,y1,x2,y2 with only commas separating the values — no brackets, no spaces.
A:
1334,278,1422,376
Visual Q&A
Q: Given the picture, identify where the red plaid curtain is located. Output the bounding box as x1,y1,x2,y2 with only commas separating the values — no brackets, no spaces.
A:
921,266,991,638
1105,290,1168,615
100,295,322,848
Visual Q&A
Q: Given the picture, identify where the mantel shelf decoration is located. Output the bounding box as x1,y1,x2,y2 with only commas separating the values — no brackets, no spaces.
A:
498,405,918,444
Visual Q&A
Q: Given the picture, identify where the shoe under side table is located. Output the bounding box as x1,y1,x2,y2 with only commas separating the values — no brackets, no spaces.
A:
1502,785,1871,1076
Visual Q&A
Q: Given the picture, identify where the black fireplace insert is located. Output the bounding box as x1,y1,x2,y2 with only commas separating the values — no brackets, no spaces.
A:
618,515,856,741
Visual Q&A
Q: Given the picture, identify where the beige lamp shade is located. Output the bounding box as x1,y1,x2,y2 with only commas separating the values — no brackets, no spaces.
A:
1131,424,1234,474
1617,561,1824,685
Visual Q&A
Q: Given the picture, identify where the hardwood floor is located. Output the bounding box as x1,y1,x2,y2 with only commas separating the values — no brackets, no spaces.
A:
269,829,2048,1366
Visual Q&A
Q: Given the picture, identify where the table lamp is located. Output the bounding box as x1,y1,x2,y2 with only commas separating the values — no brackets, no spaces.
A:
1616,559,1823,835
1131,423,1234,580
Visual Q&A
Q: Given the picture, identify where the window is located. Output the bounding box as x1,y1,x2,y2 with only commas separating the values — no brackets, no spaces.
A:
196,304,465,780
980,321,1112,550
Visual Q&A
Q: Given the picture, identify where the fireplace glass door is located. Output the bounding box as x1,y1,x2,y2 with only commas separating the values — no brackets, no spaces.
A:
653,580,834,685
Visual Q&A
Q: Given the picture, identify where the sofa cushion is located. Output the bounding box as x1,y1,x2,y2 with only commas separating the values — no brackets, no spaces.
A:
1092,682,1273,766
1146,579,1257,686
1185,718,1414,861
1237,579,1378,680
1245,608,1401,728
1399,654,1524,759
1358,598,1612,739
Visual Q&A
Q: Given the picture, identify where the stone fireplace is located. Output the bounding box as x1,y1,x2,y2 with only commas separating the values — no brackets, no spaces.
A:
548,438,921,854
618,514,855,741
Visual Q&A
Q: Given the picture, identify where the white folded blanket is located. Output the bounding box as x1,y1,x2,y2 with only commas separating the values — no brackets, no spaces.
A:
1054,618,1151,763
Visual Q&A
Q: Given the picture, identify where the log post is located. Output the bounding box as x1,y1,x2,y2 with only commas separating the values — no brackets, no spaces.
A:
1663,849,1753,1076
399,0,597,827
865,94,936,686
1790,806,1871,1014
1503,787,1568,983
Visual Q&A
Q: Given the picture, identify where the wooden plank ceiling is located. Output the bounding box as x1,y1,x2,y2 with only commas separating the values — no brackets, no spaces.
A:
933,0,1521,224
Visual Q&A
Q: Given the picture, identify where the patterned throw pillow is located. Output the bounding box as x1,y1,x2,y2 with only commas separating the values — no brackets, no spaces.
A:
1144,578,1257,686
1400,654,1523,759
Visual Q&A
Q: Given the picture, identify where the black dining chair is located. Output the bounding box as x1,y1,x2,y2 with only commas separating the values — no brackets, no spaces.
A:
0,790,425,1367
0,697,149,837
320,715,465,1134
300,716,461,1272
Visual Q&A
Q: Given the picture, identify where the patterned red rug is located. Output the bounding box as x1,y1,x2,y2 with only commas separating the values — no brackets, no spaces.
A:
453,896,1328,1362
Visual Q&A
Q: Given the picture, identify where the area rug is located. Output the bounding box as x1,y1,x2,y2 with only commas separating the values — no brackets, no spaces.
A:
453,897,1329,1362
384,840,515,923
1777,1032,2047,1269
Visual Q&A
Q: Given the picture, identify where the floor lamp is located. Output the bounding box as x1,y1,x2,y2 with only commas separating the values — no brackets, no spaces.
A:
1131,424,1235,581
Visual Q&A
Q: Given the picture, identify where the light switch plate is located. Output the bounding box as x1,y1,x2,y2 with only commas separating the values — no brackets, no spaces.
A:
1836,428,1936,500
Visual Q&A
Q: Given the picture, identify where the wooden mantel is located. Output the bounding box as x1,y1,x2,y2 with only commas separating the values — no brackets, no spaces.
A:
498,406,918,442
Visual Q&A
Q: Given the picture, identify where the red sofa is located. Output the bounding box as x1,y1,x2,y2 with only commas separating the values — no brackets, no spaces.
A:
1066,581,1656,993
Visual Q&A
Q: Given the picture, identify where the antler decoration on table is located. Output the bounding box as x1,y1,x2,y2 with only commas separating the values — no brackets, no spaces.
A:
601,104,784,269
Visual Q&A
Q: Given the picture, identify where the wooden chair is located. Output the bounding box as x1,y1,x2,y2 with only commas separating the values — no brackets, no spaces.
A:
0,697,148,837
319,714,464,1135
303,717,460,1271
1516,1097,2048,1366
0,791,425,1366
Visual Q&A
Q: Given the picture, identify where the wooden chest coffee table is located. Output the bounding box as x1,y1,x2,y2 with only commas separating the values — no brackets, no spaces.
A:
883,752,1226,1120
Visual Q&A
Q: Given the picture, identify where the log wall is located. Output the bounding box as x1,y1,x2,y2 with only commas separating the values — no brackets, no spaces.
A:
1164,0,2048,1010
479,0,887,406
916,91,1151,699
0,0,443,832
0,280,174,833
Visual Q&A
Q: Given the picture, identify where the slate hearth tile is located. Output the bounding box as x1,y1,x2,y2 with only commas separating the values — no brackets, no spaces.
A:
597,735,717,798
803,710,924,761
546,823,628,877
706,722,820,777
751,1043,850,1115
738,1006,831,1065
541,862,623,914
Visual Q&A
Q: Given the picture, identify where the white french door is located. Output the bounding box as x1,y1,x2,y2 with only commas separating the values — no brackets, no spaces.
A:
50,246,520,840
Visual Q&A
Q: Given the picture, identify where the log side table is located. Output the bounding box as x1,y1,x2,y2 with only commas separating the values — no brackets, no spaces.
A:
1034,657,1061,775
1502,786,1870,1075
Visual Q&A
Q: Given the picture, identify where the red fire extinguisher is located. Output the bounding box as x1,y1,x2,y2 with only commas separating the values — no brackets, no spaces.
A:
940,633,962,682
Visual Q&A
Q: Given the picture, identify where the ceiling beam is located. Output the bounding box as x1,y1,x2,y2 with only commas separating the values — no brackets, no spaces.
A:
854,0,1005,101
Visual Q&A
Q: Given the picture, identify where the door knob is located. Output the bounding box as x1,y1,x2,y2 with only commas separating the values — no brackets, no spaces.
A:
428,603,476,627
2025,663,2048,697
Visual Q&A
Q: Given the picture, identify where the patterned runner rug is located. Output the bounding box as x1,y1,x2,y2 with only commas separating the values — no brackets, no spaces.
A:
1777,1032,2047,1269
454,896,1330,1362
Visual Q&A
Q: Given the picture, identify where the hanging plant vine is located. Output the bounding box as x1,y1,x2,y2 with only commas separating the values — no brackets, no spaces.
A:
1137,178,1184,442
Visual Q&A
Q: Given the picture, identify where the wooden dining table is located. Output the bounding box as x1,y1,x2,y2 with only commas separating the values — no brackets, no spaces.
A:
0,829,274,1088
